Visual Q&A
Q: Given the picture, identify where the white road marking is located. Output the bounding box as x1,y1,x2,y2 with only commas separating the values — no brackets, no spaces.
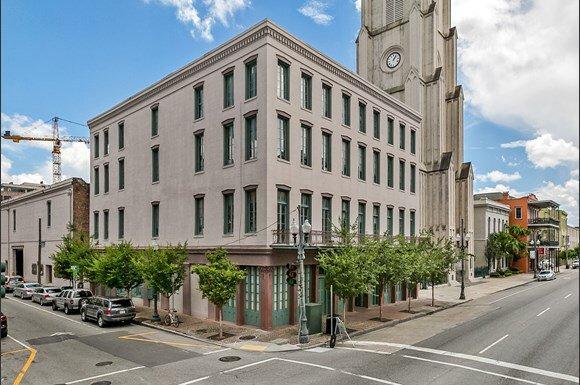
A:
276,358,336,371
353,341,579,383
178,376,211,384
202,348,231,355
536,308,550,317
65,366,145,384
479,334,509,354
564,293,572,299
403,355,545,385
488,282,550,304
7,334,33,350
341,370,402,385
337,346,391,355
6,297,99,330
221,358,278,373
306,347,333,353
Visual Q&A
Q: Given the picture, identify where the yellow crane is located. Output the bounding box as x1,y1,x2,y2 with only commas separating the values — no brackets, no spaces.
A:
2,117,89,184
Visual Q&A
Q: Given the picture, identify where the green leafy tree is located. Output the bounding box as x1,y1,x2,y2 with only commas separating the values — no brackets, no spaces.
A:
138,244,188,322
192,248,246,338
421,234,457,306
485,232,509,273
91,243,143,297
51,230,96,287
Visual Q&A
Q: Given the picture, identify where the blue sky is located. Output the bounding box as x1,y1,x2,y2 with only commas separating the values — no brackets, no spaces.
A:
1,0,578,224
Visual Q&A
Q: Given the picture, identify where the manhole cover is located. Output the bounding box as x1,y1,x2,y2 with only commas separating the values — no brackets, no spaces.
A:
95,361,113,367
90,382,111,385
239,335,256,340
219,356,241,362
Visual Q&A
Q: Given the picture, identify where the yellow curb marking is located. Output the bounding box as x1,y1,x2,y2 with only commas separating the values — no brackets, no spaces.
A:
1,348,29,356
12,346,36,385
239,344,267,352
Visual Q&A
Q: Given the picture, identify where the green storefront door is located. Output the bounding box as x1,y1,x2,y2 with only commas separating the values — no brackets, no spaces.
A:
272,266,289,327
371,286,380,306
395,284,403,301
222,297,236,323
244,267,260,327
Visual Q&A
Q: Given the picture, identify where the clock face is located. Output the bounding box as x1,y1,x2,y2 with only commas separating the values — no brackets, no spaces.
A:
387,52,401,69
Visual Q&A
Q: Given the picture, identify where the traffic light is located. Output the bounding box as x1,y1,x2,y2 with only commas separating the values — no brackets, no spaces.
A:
0,262,6,298
286,263,297,286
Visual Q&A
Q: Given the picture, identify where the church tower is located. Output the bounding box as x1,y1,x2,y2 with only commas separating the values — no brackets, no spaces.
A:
357,0,474,278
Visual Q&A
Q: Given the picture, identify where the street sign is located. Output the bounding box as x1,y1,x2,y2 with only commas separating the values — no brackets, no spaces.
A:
529,250,536,260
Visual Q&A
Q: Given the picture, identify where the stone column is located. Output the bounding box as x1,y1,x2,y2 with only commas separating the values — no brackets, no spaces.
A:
236,280,245,326
182,264,192,315
259,266,273,330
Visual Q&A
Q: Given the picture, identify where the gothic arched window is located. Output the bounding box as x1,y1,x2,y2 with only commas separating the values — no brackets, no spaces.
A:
386,0,404,24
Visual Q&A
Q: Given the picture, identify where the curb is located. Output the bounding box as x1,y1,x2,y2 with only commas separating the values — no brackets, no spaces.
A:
131,318,229,349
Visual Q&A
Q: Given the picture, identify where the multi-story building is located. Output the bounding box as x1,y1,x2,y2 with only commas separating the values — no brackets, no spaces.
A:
568,225,579,249
0,178,89,285
1,181,46,201
473,195,510,275
553,209,568,256
87,19,424,330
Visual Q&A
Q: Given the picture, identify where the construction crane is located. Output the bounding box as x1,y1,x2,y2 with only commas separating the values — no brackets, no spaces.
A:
2,117,89,184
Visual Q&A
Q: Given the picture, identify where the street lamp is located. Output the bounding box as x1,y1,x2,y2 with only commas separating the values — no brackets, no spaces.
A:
290,208,311,344
455,218,470,300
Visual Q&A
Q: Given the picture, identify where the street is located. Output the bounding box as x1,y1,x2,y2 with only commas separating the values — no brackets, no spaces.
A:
1,271,578,385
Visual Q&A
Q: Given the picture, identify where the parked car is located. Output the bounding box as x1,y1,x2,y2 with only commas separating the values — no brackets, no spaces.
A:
1,312,7,338
572,260,579,269
31,287,62,305
60,285,73,291
52,289,93,314
13,283,42,299
5,276,24,293
537,270,556,281
80,297,136,327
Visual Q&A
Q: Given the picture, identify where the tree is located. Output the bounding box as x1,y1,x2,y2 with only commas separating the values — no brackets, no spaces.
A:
192,248,246,338
485,232,509,273
403,237,427,312
421,235,457,306
91,243,142,297
51,230,95,287
138,244,188,322
317,225,376,323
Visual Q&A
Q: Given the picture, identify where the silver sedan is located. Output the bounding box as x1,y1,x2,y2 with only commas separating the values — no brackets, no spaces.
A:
537,270,556,281
32,287,62,305
13,283,42,299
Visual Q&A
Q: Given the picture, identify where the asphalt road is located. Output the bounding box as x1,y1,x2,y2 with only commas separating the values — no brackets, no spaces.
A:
1,270,578,385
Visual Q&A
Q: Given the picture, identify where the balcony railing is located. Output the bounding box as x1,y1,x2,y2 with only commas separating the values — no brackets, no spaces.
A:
271,229,415,246
528,217,559,226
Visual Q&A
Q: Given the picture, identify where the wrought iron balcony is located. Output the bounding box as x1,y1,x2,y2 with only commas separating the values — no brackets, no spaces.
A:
528,217,559,227
271,229,414,246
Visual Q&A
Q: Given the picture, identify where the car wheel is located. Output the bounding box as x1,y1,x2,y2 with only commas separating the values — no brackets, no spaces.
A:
81,310,87,322
64,305,70,315
97,314,105,328
52,302,58,311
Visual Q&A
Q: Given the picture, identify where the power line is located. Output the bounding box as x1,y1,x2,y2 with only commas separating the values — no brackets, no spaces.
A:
57,117,87,127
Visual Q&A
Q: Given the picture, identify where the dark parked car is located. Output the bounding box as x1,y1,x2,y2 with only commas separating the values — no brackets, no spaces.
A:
81,297,136,327
1,312,7,338
52,289,93,314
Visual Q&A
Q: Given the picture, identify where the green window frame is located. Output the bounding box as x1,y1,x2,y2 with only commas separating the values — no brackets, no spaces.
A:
103,163,109,193
151,106,159,137
342,94,351,126
372,205,380,236
195,197,204,235
245,189,257,233
322,83,332,119
322,197,332,233
410,210,416,237
410,129,416,154
387,117,394,145
94,166,100,195
277,115,289,161
387,155,394,188
300,193,312,224
223,71,234,108
387,207,393,236
118,208,124,240
151,146,159,182
103,129,109,155
223,193,234,235
277,60,290,100
399,208,405,236
358,202,366,235
195,132,204,172
373,150,380,184
245,266,260,312
322,132,332,171
399,123,406,150
301,72,312,110
358,145,366,181
118,122,124,150
359,102,366,133
223,122,234,166
245,59,257,100
46,201,52,227
94,133,100,158
341,199,350,230
118,158,125,190
399,159,405,191
151,202,160,238
93,211,99,240
410,164,416,193
342,138,350,176
277,189,289,234
300,124,312,166
373,110,380,139
245,115,257,161
194,85,204,119
103,210,109,240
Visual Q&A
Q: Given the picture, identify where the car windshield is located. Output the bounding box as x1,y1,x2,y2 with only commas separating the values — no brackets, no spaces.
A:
539,270,551,274
110,299,133,308
46,288,61,293
9,277,23,282
26,284,41,288
74,291,92,298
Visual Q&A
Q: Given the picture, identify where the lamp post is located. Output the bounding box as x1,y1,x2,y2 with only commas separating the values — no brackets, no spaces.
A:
531,232,540,278
290,207,311,344
455,218,470,301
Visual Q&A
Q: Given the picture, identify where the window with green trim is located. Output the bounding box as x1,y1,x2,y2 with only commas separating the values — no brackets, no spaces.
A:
223,193,234,234
341,199,350,230
245,60,257,100
373,150,380,184
300,193,312,224
359,102,366,133
245,189,257,233
301,73,312,110
245,116,257,161
399,208,405,236
118,208,124,240
103,210,109,240
194,85,204,119
195,197,204,235
387,155,394,188
322,132,332,171
195,133,204,172
118,158,125,190
358,145,366,181
358,202,366,235
322,83,332,119
342,94,351,126
277,115,289,161
387,117,394,145
410,129,416,154
399,159,405,190
410,211,416,237
399,123,406,150
277,189,289,235
151,106,159,136
104,164,109,193
300,124,312,166
373,110,380,139
118,122,124,149
341,138,350,176
151,202,159,238
322,197,332,233
277,60,290,100
387,207,393,236
410,164,416,193
372,205,380,236
151,146,159,182
223,71,234,108
94,166,100,195
93,211,99,240
223,122,234,166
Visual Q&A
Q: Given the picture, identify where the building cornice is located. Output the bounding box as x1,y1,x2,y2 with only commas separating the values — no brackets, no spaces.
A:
88,20,420,128
0,178,86,208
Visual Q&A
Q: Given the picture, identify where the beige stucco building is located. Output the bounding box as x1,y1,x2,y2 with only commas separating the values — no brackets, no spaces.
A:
473,195,510,275
0,178,89,286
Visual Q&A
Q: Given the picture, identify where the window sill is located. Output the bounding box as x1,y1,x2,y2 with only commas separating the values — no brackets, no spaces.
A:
322,116,332,122
245,96,258,103
300,106,312,114
103,153,109,158
341,123,351,129
193,234,204,238
223,163,235,169
372,136,380,142
341,174,351,179
194,170,205,175
277,96,291,105
151,134,159,140
152,181,160,185
194,117,205,123
387,186,394,190
223,105,235,112
300,164,312,170
244,232,257,236
118,187,125,192
118,147,125,152
321,169,332,175
387,142,394,147
222,234,235,238
359,131,367,136
358,179,367,183
244,158,258,165
373,182,381,186
276,158,291,165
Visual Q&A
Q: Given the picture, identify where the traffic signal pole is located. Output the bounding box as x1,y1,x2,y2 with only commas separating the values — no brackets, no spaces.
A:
37,218,42,284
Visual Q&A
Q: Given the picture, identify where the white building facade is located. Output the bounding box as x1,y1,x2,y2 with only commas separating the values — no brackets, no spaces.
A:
473,196,510,275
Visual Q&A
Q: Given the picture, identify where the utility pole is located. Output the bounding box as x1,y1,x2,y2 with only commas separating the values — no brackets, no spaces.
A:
37,218,42,284
290,206,312,344
455,218,470,300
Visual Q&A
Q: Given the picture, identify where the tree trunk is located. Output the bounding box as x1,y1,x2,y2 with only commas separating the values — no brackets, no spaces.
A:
219,307,223,339
431,281,435,307
378,284,384,321
343,298,347,324
407,284,411,312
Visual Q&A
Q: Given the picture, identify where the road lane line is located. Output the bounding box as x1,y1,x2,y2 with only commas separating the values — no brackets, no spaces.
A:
488,282,550,304
337,346,392,355
340,370,402,385
0,348,29,356
479,334,509,354
403,355,545,385
221,358,278,373
179,376,211,384
352,341,579,383
7,335,37,385
536,308,550,317
64,366,145,384
5,297,99,330
564,293,572,299
202,348,231,355
276,358,336,371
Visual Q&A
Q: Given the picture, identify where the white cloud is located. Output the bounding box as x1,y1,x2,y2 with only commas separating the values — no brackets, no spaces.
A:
475,183,522,198
353,0,361,12
144,0,249,41
476,170,521,183
1,154,48,184
571,169,579,178
535,178,580,226
501,134,579,169
299,1,334,25
1,113,54,151
453,0,579,146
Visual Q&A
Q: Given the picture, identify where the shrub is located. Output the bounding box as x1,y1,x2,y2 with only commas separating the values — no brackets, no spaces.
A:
509,267,520,274
503,269,513,277
490,271,501,278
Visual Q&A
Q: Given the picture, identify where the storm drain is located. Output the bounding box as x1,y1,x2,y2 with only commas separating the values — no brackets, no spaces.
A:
95,361,113,367
90,381,111,385
219,356,241,362
238,335,256,341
